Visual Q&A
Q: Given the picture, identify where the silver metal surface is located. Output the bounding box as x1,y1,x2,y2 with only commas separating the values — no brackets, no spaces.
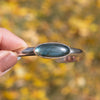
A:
70,48,83,54
18,43,83,62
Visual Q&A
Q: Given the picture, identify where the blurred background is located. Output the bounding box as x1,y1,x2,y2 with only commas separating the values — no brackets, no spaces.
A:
0,0,100,100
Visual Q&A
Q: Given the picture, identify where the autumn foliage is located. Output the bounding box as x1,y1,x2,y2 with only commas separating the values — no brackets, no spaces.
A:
0,0,100,100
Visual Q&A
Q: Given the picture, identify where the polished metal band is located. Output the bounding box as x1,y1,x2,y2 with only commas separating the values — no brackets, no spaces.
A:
70,48,83,54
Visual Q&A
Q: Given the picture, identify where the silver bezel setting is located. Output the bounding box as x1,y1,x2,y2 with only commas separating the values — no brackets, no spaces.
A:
34,42,83,59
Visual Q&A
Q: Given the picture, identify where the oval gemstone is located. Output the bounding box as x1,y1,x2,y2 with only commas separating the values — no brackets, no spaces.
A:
34,43,70,58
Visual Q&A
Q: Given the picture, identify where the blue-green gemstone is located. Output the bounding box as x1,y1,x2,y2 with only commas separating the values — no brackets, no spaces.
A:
34,43,70,58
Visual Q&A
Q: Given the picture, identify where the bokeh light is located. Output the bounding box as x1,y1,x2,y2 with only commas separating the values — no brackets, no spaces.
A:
0,0,100,100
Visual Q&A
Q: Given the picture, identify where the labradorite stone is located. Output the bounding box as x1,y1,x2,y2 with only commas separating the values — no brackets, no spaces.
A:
35,43,70,58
